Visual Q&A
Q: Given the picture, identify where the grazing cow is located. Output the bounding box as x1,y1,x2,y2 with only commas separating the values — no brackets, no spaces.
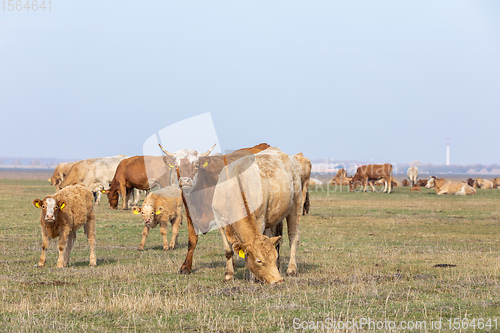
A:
401,179,410,187
350,164,393,193
425,177,476,195
493,178,500,189
132,186,183,251
49,161,77,187
33,184,96,268
407,167,419,186
159,143,269,275
417,179,428,187
293,153,312,215
329,169,352,186
106,156,174,210
212,147,302,284
475,178,494,189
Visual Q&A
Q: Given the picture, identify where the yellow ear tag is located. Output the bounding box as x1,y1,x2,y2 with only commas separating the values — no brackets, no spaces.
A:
133,210,139,215
169,163,175,169
48,179,51,182
35,202,40,208
203,161,208,168
238,250,245,258
60,203,65,210
155,210,161,215
102,190,106,193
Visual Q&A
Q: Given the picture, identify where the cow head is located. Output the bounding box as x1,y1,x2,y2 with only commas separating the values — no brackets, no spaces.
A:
159,144,216,192
349,175,362,192
103,188,119,210
33,197,67,222
232,235,284,284
49,177,61,186
132,205,162,228
425,177,436,189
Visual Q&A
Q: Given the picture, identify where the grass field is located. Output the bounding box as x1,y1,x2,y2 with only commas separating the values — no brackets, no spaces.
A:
0,176,498,332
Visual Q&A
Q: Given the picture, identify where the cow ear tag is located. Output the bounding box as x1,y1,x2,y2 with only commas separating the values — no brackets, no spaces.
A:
238,250,245,258
202,161,209,168
60,203,66,210
133,210,139,215
155,210,161,215
102,190,106,193
35,202,40,208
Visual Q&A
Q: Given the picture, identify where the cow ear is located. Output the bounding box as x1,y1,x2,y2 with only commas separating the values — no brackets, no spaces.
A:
132,206,141,214
232,242,247,257
269,236,282,246
33,199,42,209
59,201,67,210
155,206,164,215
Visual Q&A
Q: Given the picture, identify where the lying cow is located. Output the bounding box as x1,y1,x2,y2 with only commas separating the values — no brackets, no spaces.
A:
329,168,351,186
493,178,500,189
417,179,428,187
212,147,302,284
475,178,494,189
350,164,393,193
132,186,183,251
33,184,96,268
425,177,476,195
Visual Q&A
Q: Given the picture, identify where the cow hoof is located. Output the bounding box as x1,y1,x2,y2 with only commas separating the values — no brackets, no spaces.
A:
163,247,170,251
179,267,191,275
286,270,297,277
138,247,144,251
223,275,234,282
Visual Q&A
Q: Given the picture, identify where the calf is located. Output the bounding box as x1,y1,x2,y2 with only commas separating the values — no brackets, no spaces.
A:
425,177,476,195
350,164,393,193
131,186,183,251
33,184,96,268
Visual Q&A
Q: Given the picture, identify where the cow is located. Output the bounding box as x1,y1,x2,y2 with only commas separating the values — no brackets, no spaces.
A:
329,169,352,186
132,186,183,251
407,167,419,186
49,161,77,187
466,178,475,187
293,153,312,215
417,179,428,187
159,143,269,275
425,177,476,195
106,156,174,210
401,179,410,187
493,178,500,189
212,147,302,284
350,164,393,193
33,184,96,268
410,186,421,192
475,178,494,189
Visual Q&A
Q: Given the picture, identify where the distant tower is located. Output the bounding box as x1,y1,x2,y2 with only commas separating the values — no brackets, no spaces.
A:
446,138,450,166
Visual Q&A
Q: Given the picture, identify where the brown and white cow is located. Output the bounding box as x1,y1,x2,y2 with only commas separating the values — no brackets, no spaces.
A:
212,147,302,284
329,168,352,186
350,164,393,193
33,184,96,268
159,143,269,275
132,186,183,251
293,153,312,216
475,178,494,189
49,161,77,187
425,177,476,195
106,156,174,210
407,167,419,187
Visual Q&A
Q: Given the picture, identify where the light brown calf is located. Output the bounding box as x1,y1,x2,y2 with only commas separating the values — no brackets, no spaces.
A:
33,184,96,268
425,177,476,195
132,186,183,251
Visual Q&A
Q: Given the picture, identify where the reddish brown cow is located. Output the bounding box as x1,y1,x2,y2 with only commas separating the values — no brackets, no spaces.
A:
159,143,270,275
350,164,393,193
106,156,174,210
417,179,428,187
402,179,410,187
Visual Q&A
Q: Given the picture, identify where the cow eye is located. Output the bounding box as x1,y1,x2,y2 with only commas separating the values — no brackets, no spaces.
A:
256,259,263,265
42,205,45,209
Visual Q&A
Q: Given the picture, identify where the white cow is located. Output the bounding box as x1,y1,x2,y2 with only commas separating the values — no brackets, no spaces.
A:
407,167,419,187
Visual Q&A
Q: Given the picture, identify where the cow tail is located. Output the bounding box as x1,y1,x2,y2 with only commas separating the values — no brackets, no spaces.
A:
303,191,310,215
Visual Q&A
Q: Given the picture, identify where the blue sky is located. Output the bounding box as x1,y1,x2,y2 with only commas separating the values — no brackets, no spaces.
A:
1,1,499,164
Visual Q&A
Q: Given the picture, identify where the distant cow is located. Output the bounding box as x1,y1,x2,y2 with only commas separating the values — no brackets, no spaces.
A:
407,167,419,186
350,164,393,193
402,179,410,187
132,186,183,251
33,184,96,268
493,178,500,189
466,178,475,187
425,177,476,195
329,169,352,186
293,153,312,216
49,162,77,187
417,179,428,187
106,156,174,210
212,147,302,284
475,178,494,189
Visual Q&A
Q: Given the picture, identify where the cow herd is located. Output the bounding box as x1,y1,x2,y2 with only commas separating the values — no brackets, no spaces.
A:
33,146,498,284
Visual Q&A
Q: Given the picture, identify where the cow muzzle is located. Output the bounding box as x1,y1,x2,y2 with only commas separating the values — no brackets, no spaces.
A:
179,177,193,190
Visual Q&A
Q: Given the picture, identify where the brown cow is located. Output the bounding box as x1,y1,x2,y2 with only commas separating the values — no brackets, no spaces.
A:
466,178,475,187
33,184,96,268
493,178,500,189
49,161,77,187
329,168,352,186
417,179,428,187
475,178,494,189
159,143,269,275
350,164,393,193
106,156,174,210
293,153,312,215
425,177,476,195
212,147,302,284
402,179,410,187
132,186,183,251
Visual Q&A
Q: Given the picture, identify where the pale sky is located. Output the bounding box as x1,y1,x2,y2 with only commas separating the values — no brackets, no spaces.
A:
1,1,499,164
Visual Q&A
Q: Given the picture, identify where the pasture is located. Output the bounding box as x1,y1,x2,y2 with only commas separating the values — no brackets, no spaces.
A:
0,173,498,332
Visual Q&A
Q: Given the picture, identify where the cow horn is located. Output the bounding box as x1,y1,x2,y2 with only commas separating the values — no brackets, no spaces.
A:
158,144,174,157
200,143,216,157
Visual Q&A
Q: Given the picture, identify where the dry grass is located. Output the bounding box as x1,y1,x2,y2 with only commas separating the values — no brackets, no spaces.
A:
0,177,498,332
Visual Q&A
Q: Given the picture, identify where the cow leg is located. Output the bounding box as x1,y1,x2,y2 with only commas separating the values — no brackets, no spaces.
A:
179,212,198,274
139,226,150,251
220,227,235,282
159,222,169,250
132,188,140,206
285,205,300,277
62,230,76,267
94,190,101,204
120,183,128,209
56,229,70,268
369,181,376,192
389,177,393,193
169,213,182,250
38,231,50,267
383,180,388,193
86,210,97,266
124,188,133,210
363,179,368,192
